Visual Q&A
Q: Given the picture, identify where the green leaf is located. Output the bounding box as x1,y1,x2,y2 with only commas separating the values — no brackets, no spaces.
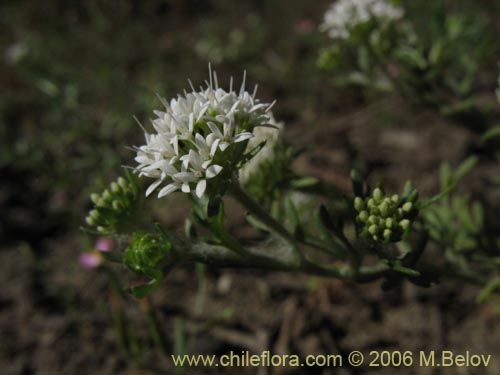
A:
126,269,163,298
429,40,443,65
290,176,319,188
421,156,477,209
402,180,416,200
392,261,420,277
127,279,160,298
350,169,364,197
237,140,267,168
357,46,371,73
477,278,500,304
454,156,478,182
481,125,500,142
319,205,336,232
284,196,302,237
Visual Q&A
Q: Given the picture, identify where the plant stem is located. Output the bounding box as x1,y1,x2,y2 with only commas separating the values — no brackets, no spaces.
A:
229,181,303,264
175,237,391,281
139,297,170,357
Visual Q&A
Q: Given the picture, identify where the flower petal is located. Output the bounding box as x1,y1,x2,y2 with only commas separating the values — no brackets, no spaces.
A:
145,179,163,197
219,142,230,151
207,122,223,138
174,172,197,183
195,179,207,198
206,165,223,179
233,132,254,143
158,183,178,198
181,182,191,193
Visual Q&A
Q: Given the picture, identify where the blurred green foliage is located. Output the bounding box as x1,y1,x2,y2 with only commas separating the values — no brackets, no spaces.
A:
318,0,498,116
0,0,325,232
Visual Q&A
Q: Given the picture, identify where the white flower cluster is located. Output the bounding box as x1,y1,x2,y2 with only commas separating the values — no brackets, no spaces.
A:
134,67,277,199
320,0,404,39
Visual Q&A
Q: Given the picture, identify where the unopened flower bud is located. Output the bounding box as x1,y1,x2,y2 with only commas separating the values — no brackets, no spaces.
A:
91,193,100,204
111,182,120,193
354,197,365,211
373,187,383,201
112,200,123,211
367,198,375,209
368,224,378,235
358,210,369,222
383,229,392,241
391,194,399,203
86,216,96,226
117,177,128,190
89,209,100,220
402,202,413,212
379,202,389,217
102,189,112,201
399,219,410,230
385,218,393,228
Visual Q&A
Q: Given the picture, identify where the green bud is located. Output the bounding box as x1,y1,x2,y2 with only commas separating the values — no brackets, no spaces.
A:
85,216,96,226
91,193,100,204
358,211,369,222
368,215,378,225
354,197,365,211
112,200,123,211
399,219,410,230
368,224,378,235
379,202,389,217
90,209,100,220
97,226,107,233
111,182,120,193
385,218,393,228
373,187,383,202
391,194,399,203
117,177,128,190
367,198,375,209
383,229,392,241
102,189,112,201
402,202,413,213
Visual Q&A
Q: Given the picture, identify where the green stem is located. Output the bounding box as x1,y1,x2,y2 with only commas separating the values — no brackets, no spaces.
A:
175,237,390,281
141,297,170,357
172,235,493,288
229,181,303,263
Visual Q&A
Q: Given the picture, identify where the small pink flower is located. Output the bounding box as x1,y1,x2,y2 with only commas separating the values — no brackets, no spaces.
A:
79,251,102,269
95,237,113,252
294,19,314,34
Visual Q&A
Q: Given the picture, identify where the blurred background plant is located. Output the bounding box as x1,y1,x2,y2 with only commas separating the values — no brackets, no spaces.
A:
317,0,499,129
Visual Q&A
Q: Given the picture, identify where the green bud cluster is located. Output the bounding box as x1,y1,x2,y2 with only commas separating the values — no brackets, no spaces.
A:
354,186,419,243
85,175,139,234
124,231,171,275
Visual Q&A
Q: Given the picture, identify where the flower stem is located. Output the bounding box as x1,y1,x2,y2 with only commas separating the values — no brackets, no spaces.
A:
229,182,303,264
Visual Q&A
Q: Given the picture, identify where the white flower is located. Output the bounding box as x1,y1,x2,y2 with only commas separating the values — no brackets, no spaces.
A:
133,66,278,199
320,0,404,39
